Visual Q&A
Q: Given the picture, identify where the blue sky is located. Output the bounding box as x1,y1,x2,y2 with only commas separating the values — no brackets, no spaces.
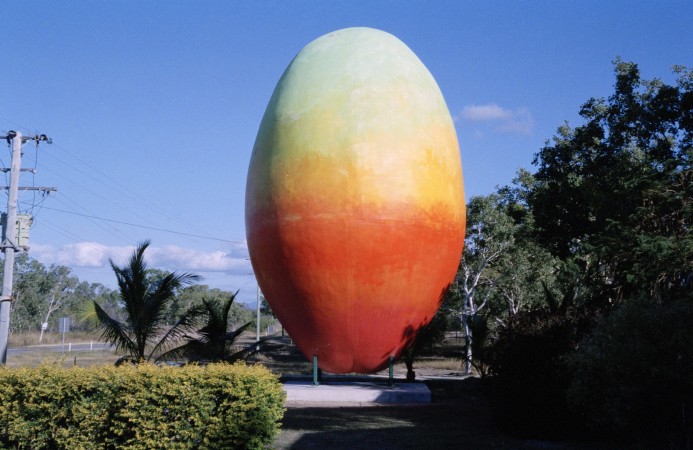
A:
1,1,691,305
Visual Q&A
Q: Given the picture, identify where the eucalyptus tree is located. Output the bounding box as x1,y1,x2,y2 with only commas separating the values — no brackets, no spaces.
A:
5,254,83,339
9,253,48,334
448,184,561,374
90,240,200,365
491,181,559,320
37,265,80,343
452,194,516,373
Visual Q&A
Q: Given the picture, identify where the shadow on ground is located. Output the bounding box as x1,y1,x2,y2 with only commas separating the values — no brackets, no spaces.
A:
275,378,613,450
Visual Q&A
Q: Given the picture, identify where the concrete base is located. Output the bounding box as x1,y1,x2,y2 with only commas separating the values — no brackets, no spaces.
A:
283,381,431,406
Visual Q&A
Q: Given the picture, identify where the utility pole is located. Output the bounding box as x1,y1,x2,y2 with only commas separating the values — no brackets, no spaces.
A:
0,130,53,364
256,284,261,350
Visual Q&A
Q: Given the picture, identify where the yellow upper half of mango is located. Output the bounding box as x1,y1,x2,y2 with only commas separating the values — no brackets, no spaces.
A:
247,28,464,223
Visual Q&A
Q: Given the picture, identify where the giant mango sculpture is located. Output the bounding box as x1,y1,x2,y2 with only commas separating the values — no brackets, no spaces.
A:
246,28,465,374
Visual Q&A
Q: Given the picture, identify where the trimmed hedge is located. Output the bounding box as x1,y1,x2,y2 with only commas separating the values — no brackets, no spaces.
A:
0,362,286,449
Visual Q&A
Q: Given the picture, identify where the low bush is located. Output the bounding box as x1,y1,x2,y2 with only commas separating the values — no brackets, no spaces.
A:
482,307,594,439
568,297,693,447
0,362,286,449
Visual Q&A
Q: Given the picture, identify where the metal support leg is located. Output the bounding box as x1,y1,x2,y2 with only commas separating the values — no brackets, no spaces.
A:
312,355,319,387
388,355,394,386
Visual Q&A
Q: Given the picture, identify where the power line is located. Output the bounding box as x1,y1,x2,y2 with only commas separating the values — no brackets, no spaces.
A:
2,115,247,248
42,140,221,246
2,114,226,248
41,205,245,244
31,195,135,244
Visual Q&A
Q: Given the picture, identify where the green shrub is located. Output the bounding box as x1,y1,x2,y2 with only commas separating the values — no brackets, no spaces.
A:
568,297,693,447
0,362,286,449
482,307,594,439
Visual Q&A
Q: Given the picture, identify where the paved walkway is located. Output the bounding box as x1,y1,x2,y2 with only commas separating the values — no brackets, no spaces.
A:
283,378,432,406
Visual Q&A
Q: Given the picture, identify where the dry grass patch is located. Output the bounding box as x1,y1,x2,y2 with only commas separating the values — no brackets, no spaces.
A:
9,331,103,347
6,349,119,368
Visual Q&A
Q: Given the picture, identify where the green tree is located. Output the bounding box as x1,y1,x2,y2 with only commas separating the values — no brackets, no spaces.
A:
37,265,80,343
69,281,117,330
90,240,200,365
0,253,116,338
4,254,86,339
530,59,692,304
9,253,49,334
260,293,274,318
175,285,254,328
484,60,693,441
450,194,516,373
448,189,558,374
491,175,558,320
490,240,556,318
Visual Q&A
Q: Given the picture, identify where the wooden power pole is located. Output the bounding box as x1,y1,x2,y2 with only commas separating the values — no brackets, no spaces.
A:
0,131,54,364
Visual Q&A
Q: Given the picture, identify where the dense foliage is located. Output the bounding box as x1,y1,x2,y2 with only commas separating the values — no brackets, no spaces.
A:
0,362,286,449
450,60,692,444
568,297,693,445
530,59,692,304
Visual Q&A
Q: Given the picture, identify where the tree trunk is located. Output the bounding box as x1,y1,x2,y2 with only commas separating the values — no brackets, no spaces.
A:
39,293,60,344
405,358,416,381
463,316,473,374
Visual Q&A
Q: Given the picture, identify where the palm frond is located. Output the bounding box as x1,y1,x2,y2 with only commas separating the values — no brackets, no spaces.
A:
221,290,239,327
198,292,239,339
92,300,138,358
114,355,140,366
156,293,255,363
156,338,206,363
81,300,99,326
148,303,206,360
223,321,252,345
224,339,263,363
111,241,150,332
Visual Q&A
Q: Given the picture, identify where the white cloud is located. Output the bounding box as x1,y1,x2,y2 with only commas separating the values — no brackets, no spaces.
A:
460,103,512,121
30,241,251,275
148,245,249,274
31,242,132,268
496,107,534,135
459,103,535,136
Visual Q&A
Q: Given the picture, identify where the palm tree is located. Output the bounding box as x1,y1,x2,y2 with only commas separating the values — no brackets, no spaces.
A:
159,291,254,363
91,240,200,365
